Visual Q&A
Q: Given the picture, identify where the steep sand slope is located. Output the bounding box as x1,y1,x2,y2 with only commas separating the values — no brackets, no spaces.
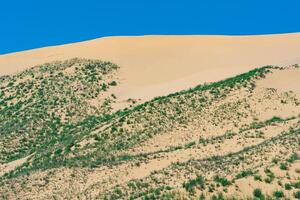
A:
1,33,300,101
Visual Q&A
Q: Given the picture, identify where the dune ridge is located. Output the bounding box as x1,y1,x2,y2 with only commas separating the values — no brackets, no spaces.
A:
1,33,300,102
1,33,300,199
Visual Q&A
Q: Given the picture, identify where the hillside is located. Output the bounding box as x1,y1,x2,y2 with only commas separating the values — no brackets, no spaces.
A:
0,57,300,199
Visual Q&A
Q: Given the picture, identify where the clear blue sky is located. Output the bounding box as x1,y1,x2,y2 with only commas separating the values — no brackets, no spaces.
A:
1,0,299,54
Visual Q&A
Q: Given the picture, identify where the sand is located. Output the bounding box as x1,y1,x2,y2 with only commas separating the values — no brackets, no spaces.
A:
1,33,300,101
1,37,300,198
258,66,300,98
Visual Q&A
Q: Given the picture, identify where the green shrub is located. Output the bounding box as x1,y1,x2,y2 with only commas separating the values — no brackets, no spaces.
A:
109,81,117,86
254,175,262,181
211,192,225,200
284,183,292,190
199,193,205,200
279,163,288,170
273,190,284,198
183,176,205,194
184,141,196,148
293,181,300,189
294,191,300,199
288,153,300,163
235,170,253,179
213,176,231,186
253,188,264,199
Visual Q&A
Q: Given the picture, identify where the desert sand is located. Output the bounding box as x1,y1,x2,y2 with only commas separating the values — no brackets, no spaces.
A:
1,34,300,199
1,33,300,101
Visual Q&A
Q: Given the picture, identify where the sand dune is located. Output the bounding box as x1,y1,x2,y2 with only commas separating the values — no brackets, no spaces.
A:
1,34,300,198
1,33,300,101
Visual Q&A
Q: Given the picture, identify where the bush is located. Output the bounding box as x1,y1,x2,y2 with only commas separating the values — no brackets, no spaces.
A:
213,175,231,186
288,153,300,163
253,188,264,199
254,175,262,181
294,181,300,189
211,192,225,200
273,190,284,198
184,141,196,148
279,163,288,170
284,183,292,190
109,80,117,86
294,191,300,199
235,170,253,179
183,176,205,194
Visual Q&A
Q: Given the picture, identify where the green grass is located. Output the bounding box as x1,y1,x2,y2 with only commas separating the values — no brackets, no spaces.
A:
183,176,205,194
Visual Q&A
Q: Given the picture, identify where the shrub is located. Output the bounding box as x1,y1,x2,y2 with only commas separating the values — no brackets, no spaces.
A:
284,183,292,190
102,83,107,91
288,153,300,163
264,168,275,183
293,181,300,189
235,170,253,179
253,188,264,199
199,193,205,200
109,81,117,86
279,163,288,170
254,175,262,181
294,191,300,199
213,176,231,186
94,135,101,141
184,141,196,148
273,190,284,198
211,192,225,200
183,176,205,194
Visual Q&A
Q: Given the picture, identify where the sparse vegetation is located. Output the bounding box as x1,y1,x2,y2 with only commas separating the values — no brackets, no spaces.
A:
183,176,205,194
1,62,300,199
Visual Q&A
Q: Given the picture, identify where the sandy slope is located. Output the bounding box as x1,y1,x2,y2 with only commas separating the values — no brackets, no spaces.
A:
1,33,300,101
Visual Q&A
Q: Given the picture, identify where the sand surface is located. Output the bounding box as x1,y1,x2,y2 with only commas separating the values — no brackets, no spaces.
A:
258,67,300,98
1,33,300,101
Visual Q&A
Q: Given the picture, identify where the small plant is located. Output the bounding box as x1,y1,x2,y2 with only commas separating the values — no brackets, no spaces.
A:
199,193,205,200
264,177,273,184
253,188,264,199
288,153,300,163
294,191,300,199
279,163,288,170
264,168,275,183
211,192,225,200
254,174,262,181
184,141,196,148
235,170,253,179
273,190,284,198
109,80,117,86
293,181,300,189
182,176,205,194
213,175,231,186
284,183,292,190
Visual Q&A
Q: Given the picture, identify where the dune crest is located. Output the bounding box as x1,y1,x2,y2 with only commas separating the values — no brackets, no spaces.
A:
1,33,300,101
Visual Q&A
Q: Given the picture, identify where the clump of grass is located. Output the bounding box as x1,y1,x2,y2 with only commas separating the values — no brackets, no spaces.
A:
235,170,253,179
213,175,231,187
182,176,205,194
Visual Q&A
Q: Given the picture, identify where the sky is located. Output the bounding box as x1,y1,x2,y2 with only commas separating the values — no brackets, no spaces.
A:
1,0,300,54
